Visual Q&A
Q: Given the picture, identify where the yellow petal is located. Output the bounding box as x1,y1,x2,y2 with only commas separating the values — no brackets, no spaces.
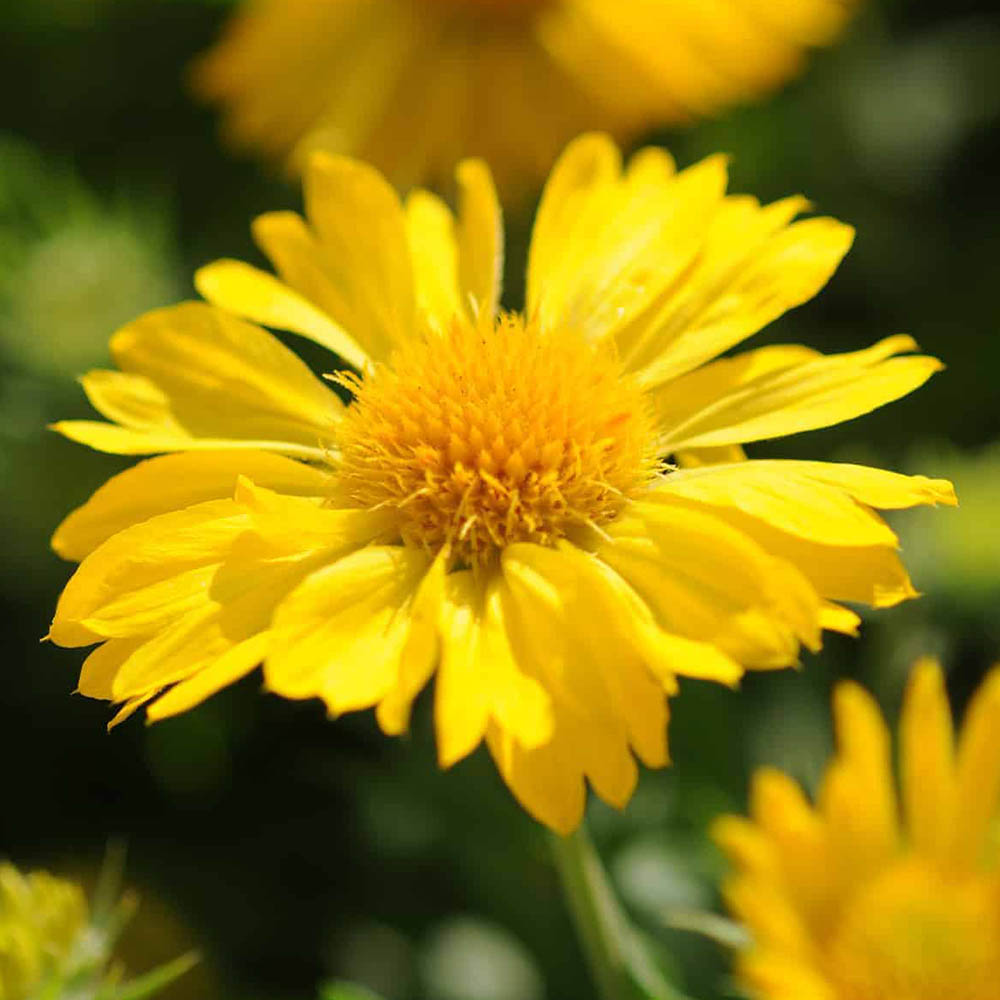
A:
68,302,344,456
950,667,1000,866
51,421,326,460
456,159,502,319
659,335,942,450
900,658,955,861
50,499,249,647
527,133,622,318
109,546,308,701
145,631,272,722
376,550,448,736
486,722,587,836
404,189,462,331
501,543,673,767
435,571,491,768
656,462,900,547
303,152,415,358
602,501,821,669
78,637,146,699
634,214,853,387
53,450,334,561
531,146,728,346
195,258,369,369
743,460,957,510
233,477,391,552
648,343,822,433
695,505,919,608
265,546,430,713
479,578,555,752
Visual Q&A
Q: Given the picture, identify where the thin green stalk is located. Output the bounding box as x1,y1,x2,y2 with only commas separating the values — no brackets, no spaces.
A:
549,824,693,1000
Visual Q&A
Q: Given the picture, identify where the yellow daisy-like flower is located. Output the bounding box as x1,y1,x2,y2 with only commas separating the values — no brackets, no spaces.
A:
50,135,952,834
194,0,858,189
714,659,1000,1000
0,863,88,1000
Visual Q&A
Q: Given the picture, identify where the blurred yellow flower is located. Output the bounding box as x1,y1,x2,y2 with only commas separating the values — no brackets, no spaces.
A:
50,135,951,833
0,863,87,1000
715,659,1000,1000
194,0,858,189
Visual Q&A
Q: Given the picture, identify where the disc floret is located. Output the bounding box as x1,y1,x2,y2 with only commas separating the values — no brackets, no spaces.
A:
333,313,658,565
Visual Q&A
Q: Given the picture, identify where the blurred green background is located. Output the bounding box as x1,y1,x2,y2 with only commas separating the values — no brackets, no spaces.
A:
1,1,998,998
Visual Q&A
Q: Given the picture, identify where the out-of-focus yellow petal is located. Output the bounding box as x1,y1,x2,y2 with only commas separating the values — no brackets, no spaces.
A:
900,658,956,862
818,602,861,636
303,152,415,357
194,258,370,369
265,546,430,713
822,683,899,873
737,949,838,1000
951,667,1000,866
53,450,334,561
658,336,942,450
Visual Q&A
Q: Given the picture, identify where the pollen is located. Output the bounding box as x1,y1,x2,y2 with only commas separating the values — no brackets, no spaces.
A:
333,313,658,566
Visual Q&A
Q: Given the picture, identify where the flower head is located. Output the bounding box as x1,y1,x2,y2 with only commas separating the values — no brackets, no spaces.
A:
715,659,1000,1000
194,0,858,189
50,135,952,833
0,864,87,999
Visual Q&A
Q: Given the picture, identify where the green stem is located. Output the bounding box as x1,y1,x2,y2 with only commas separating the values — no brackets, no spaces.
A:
550,825,633,1000
549,824,691,1000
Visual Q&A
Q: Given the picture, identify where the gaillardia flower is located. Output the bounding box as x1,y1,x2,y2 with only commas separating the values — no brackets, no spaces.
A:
50,135,952,833
714,659,1000,1000
194,0,857,189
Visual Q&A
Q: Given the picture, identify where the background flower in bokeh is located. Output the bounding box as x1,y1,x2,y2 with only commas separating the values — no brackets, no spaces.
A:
715,658,1000,1000
194,0,858,190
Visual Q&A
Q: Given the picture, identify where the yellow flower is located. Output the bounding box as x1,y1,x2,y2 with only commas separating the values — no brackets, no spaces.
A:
193,0,858,189
714,659,1000,1000
50,135,952,834
0,864,88,1000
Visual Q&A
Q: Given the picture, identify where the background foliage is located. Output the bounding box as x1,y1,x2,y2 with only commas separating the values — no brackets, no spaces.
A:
1,1,999,998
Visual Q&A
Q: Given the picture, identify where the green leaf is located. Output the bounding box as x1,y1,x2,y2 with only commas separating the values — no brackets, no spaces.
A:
102,951,199,1000
319,981,388,1000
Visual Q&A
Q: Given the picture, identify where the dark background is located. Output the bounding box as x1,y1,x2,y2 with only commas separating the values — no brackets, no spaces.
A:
1,1,999,998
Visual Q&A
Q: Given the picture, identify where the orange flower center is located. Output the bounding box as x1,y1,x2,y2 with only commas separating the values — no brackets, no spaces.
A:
333,313,656,566
828,859,1000,1000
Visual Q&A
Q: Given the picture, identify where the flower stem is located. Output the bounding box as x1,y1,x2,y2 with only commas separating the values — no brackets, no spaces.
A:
549,824,691,1000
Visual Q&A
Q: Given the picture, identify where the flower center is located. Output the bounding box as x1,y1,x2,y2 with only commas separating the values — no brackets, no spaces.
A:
827,859,1000,1000
333,313,656,566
